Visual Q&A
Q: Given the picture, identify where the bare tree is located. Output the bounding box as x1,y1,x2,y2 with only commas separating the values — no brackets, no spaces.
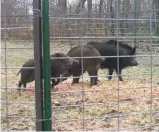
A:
99,0,104,18
49,0,58,17
58,0,67,16
1,0,31,26
87,0,92,18
1,0,18,25
154,0,159,35
108,0,115,36
1,0,32,40
75,0,87,14
120,0,132,35
116,0,122,35
87,0,92,33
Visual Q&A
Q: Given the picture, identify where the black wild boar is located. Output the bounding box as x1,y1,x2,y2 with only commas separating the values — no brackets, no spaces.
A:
65,45,104,86
87,40,138,81
17,53,79,91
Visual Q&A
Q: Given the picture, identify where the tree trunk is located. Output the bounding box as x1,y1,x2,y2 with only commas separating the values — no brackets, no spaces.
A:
58,0,67,16
75,0,87,14
99,0,104,18
87,0,92,35
88,0,92,18
154,0,159,35
116,0,123,35
121,0,132,35
109,0,115,36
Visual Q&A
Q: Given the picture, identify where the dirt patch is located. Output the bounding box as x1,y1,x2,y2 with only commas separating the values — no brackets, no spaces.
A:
1,77,159,131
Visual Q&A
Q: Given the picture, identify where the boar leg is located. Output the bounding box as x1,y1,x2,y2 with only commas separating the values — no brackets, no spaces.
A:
88,70,98,86
115,68,123,81
72,70,81,84
108,68,114,81
17,81,22,92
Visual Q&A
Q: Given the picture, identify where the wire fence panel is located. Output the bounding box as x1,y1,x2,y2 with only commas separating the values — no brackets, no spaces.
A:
1,0,159,131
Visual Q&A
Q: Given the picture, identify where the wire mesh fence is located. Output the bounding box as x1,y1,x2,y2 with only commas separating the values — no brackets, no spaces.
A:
1,0,159,131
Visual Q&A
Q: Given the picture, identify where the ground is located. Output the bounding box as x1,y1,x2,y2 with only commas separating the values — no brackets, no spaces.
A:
1,41,159,131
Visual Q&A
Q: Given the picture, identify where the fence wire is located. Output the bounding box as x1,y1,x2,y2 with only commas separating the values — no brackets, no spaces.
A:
1,0,159,131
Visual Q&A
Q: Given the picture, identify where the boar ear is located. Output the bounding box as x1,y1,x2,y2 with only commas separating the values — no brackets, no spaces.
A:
132,47,136,55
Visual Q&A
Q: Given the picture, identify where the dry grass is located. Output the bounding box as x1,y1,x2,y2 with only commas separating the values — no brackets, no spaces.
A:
1,41,159,131
51,77,159,131
1,76,159,131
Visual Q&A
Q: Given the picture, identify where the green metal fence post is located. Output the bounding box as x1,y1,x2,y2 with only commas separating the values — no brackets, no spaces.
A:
42,0,52,131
